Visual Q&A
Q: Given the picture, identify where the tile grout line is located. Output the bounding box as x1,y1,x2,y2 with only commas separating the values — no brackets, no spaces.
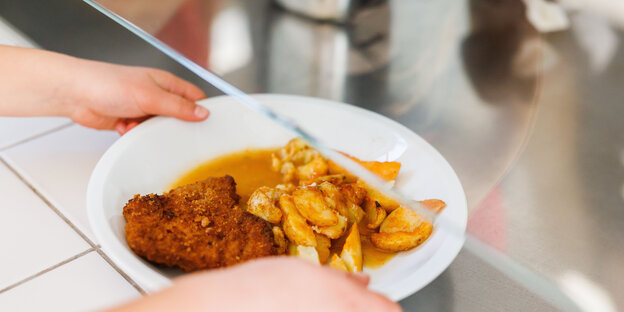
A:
0,157,97,246
0,157,145,294
95,249,146,294
0,122,74,152
0,247,95,294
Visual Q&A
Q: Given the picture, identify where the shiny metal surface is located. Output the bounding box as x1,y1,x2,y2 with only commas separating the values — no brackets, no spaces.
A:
274,0,353,22
85,0,541,210
264,0,541,210
494,25,624,311
2,0,622,310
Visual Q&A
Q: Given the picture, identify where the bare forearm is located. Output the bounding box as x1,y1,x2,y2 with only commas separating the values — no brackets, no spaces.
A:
0,45,78,117
0,45,208,134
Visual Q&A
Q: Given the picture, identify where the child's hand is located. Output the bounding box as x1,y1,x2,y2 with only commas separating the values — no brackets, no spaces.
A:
65,58,208,135
0,46,208,135
109,257,401,312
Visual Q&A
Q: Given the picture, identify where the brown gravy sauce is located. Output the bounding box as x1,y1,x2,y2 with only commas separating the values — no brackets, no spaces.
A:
172,149,283,204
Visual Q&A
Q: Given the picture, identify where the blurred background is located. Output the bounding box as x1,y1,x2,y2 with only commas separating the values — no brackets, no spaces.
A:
0,0,622,310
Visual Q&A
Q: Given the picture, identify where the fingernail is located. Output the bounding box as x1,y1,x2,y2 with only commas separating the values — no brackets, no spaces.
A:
194,106,210,119
115,122,126,135
126,122,139,132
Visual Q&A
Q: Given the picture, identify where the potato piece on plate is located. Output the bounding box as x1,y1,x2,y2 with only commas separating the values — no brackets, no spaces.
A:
275,138,311,163
290,245,320,264
370,222,433,252
283,214,316,247
293,187,339,226
340,183,367,206
328,153,401,181
364,198,387,229
318,181,348,217
379,206,425,234
315,174,346,185
315,234,331,264
275,183,296,194
356,180,400,212
291,147,319,165
340,225,363,272
296,157,329,183
279,161,296,183
313,214,348,239
354,160,401,181
346,202,365,224
327,159,350,179
273,138,328,183
271,153,282,172
280,195,317,247
329,254,349,272
288,243,297,256
279,194,299,216
247,187,282,224
272,226,288,254
420,199,446,213
340,184,366,224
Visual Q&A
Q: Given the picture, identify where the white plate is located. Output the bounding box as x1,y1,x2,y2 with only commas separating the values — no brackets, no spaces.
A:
87,94,467,301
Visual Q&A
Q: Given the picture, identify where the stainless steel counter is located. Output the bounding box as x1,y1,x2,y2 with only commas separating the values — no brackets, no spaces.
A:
1,0,621,310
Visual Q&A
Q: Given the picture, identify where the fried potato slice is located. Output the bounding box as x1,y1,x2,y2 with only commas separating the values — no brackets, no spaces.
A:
274,138,310,163
353,160,401,181
340,183,367,206
370,222,433,252
290,147,319,166
318,181,348,217
328,153,401,181
315,234,331,264
312,214,348,239
379,206,425,233
296,157,329,183
315,174,346,185
364,198,387,229
278,161,296,183
279,194,300,216
346,202,365,224
328,254,349,272
283,216,316,247
340,225,363,272
271,152,282,172
293,187,339,226
420,199,446,213
356,180,400,212
247,186,283,224
289,244,320,264
272,226,288,254
288,242,297,256
275,183,296,194
273,138,329,184
280,195,316,247
339,184,366,224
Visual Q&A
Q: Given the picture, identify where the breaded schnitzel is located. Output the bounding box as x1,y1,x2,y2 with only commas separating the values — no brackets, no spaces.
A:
123,175,281,272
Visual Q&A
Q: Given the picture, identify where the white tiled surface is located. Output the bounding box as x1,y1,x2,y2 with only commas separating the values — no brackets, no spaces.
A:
0,117,71,150
0,162,90,290
1,125,120,242
0,251,141,312
0,17,142,312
